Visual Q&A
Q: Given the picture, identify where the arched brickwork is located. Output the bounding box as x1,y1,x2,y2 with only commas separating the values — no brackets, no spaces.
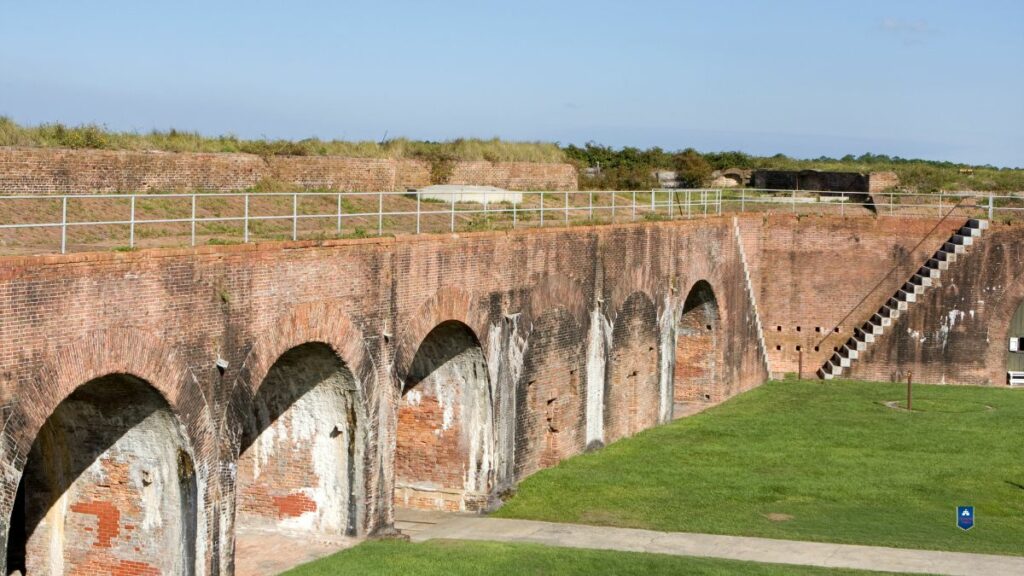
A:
675,280,723,404
605,291,660,444
7,374,200,576
0,327,211,576
514,307,586,481
235,343,364,540
227,301,374,535
393,286,491,383
394,320,494,512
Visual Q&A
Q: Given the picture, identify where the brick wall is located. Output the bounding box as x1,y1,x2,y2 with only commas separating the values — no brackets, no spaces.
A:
868,171,900,193
736,214,955,377
0,146,577,194
0,218,766,572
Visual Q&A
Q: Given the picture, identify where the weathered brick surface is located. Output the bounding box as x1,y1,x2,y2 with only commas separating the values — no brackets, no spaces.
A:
736,214,954,377
0,147,577,194
0,217,766,573
849,222,1024,385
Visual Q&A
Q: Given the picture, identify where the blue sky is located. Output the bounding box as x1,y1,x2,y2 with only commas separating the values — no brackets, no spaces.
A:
1,1,1021,166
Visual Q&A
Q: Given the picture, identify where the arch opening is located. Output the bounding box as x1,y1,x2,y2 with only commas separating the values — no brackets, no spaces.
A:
7,375,197,576
395,321,493,512
514,308,585,481
605,292,660,444
235,342,362,539
675,280,721,405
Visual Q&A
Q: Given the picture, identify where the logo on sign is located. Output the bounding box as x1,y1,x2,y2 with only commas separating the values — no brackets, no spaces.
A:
956,506,974,531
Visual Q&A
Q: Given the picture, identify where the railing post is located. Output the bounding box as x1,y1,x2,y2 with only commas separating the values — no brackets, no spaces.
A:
718,189,722,214
416,191,421,234
632,190,637,221
292,193,298,241
564,190,569,225
513,201,517,229
668,189,674,219
939,191,943,217
703,190,708,217
686,189,691,218
611,191,616,222
588,190,593,220
243,193,249,243
60,196,67,254
540,193,544,227
337,193,342,234
450,194,456,232
741,188,746,212
841,192,845,217
129,195,136,249
651,189,655,213
792,189,796,213
378,191,383,236
989,194,994,220
191,195,196,247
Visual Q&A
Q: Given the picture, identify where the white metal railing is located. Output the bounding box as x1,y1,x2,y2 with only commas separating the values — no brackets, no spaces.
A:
0,187,1019,256
0,189,723,254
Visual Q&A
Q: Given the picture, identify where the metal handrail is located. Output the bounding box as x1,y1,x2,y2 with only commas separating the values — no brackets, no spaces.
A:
813,197,970,350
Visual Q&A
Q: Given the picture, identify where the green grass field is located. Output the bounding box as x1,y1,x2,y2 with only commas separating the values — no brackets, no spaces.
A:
283,539,909,576
494,379,1024,556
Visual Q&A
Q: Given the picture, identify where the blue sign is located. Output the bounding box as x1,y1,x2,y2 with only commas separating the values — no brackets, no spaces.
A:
957,506,974,531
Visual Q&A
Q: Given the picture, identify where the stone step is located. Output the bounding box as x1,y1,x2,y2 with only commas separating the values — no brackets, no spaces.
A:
966,218,989,230
941,242,966,255
910,274,932,287
896,289,917,303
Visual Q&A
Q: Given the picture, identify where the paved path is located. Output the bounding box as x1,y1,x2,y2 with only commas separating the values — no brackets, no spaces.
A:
234,526,359,576
410,516,1024,576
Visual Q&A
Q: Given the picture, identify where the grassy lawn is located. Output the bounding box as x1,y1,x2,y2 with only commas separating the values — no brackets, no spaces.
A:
494,379,1024,556
283,539,908,576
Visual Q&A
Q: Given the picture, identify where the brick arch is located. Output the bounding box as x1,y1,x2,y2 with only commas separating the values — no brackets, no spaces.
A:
514,305,586,480
675,279,724,404
11,327,208,464
523,275,590,331
676,278,728,325
1,327,208,576
605,290,661,444
393,286,491,382
234,300,375,399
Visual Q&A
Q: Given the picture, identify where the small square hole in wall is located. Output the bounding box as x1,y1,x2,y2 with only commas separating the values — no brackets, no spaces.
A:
834,326,841,333
815,326,822,333
814,346,820,352
775,345,782,351
796,326,802,332
776,326,782,331
796,345,802,351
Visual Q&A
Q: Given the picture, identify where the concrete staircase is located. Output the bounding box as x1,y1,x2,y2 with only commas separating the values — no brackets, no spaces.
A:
818,218,989,380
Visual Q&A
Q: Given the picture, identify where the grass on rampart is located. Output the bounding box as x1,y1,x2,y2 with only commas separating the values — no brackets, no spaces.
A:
0,116,566,163
495,379,1024,556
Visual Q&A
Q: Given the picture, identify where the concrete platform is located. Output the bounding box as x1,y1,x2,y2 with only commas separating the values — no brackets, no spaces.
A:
417,184,522,204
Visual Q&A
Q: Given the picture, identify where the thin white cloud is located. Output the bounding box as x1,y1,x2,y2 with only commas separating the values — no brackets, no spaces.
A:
880,18,936,45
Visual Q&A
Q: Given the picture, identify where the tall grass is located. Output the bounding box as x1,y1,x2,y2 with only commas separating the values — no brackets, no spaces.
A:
0,117,566,163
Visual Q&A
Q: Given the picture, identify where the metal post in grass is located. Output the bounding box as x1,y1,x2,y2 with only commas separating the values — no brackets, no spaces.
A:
841,192,845,217
191,195,196,247
907,371,913,412
792,189,796,213
611,191,616,222
243,194,249,243
564,191,569,225
741,188,746,212
588,190,593,220
292,193,298,241
513,202,517,229
416,191,421,234
668,189,674,219
540,193,544,227
129,195,136,249
450,193,455,232
632,190,636,221
378,191,383,236
60,196,67,254
337,193,342,235
989,194,994,220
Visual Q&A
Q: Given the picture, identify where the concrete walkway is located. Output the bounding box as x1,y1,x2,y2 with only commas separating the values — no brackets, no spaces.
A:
410,516,1024,576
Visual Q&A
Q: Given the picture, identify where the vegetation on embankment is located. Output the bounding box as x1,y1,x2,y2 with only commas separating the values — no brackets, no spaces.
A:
0,116,566,163
495,379,1024,557
3,116,1022,192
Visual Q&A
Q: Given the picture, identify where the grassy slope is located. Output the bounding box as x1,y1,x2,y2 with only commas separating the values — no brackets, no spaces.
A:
495,380,1024,556
283,539,909,576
